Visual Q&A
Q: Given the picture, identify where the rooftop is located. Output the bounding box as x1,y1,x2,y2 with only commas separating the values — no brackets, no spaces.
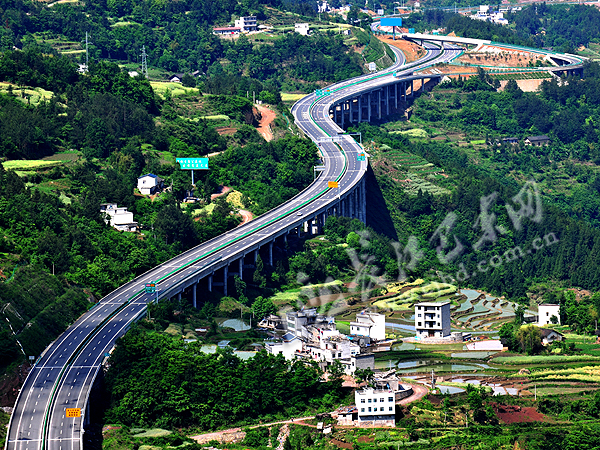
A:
415,301,450,307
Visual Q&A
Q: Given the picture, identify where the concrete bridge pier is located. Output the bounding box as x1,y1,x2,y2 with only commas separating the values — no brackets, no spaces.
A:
358,95,363,122
385,85,390,116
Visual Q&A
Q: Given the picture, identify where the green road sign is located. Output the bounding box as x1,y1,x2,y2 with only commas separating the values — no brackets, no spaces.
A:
176,158,209,170
145,282,156,294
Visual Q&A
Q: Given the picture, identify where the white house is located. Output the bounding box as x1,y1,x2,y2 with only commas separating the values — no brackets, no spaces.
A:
540,328,564,346
307,334,359,363
137,173,164,196
286,308,335,338
100,203,137,232
234,16,257,32
213,26,241,36
355,388,396,426
295,23,310,36
538,303,560,326
414,301,451,339
265,332,303,360
350,311,386,341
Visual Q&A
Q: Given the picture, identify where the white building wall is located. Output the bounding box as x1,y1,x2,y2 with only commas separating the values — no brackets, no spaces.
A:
351,312,386,341
355,388,396,425
295,23,310,35
539,304,561,326
267,338,303,360
415,302,451,338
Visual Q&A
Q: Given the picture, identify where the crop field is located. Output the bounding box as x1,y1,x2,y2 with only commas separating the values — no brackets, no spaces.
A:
150,81,201,99
281,93,306,102
0,83,55,106
490,71,552,80
527,365,600,383
3,160,68,170
493,355,600,365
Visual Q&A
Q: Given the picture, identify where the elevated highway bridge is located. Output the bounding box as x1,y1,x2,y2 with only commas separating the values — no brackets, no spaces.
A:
4,32,582,450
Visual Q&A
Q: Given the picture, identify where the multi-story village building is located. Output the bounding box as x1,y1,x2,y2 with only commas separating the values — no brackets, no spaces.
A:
414,301,451,339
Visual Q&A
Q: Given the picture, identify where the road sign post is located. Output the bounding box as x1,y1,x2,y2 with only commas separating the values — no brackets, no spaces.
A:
176,158,209,186
145,282,158,319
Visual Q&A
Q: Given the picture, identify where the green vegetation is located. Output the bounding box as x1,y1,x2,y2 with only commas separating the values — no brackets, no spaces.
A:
104,324,349,430
493,355,600,365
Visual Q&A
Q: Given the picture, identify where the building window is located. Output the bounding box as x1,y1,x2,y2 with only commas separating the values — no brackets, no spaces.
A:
389,407,393,411
368,399,372,403
418,322,421,327
418,314,421,317
373,398,377,403
368,407,371,412
388,397,393,402
338,353,341,358
380,398,384,402
361,399,365,403
361,408,365,412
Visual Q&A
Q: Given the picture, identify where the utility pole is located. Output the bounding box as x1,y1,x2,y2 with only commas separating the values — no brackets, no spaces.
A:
85,32,89,69
141,45,149,79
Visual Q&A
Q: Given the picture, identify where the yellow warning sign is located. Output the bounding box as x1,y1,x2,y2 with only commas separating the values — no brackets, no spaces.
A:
66,408,81,418
328,181,339,188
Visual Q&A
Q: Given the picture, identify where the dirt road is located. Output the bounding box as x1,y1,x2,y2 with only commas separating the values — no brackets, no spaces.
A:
210,185,231,201
399,383,429,405
237,209,253,226
189,416,315,445
256,104,276,141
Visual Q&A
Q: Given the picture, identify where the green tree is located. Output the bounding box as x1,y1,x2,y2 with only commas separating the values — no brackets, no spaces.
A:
253,254,266,288
251,296,277,320
516,325,543,355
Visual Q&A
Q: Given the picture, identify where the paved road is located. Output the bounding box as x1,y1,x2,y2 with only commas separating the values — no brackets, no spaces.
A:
5,41,457,450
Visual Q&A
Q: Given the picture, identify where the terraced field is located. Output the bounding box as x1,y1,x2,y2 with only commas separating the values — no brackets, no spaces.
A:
379,282,538,336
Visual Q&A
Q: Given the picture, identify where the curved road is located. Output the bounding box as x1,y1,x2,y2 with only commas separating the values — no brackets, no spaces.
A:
5,38,481,450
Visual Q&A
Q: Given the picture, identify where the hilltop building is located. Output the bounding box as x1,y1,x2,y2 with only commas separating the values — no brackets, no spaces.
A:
137,173,164,196
100,203,137,232
295,23,310,35
213,27,241,36
234,16,257,32
525,135,551,146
